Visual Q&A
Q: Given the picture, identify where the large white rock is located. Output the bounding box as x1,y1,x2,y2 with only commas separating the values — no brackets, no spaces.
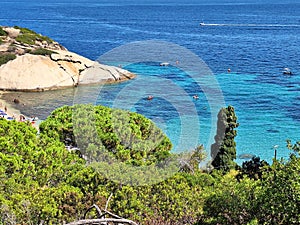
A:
0,50,135,91
0,54,74,90
80,62,131,84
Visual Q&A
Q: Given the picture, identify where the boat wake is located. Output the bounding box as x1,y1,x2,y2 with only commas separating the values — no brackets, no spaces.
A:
200,23,300,28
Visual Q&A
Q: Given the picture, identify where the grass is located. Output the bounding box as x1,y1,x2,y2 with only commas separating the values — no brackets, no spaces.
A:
0,53,16,66
15,34,36,45
0,27,8,36
14,26,53,45
30,48,57,56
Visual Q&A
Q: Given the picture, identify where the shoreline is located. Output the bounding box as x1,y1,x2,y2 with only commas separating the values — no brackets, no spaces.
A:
0,91,22,119
0,91,40,128
0,72,136,92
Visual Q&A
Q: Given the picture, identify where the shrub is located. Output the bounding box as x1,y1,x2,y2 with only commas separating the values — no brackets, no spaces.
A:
30,48,57,56
0,53,16,66
39,104,173,166
0,27,7,36
15,34,35,45
14,26,53,45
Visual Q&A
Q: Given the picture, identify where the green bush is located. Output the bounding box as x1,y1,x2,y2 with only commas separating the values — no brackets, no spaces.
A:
0,27,7,36
1,105,300,224
0,118,87,224
39,104,173,166
0,53,16,66
30,48,57,56
14,26,53,45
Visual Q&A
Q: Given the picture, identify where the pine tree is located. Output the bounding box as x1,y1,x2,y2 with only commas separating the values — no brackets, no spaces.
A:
211,105,239,171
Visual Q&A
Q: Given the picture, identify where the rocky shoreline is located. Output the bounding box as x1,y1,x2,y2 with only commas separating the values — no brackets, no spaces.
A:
0,26,135,92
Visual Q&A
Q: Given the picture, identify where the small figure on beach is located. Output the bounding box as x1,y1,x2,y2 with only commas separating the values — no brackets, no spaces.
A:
19,115,26,122
4,106,7,112
13,98,20,104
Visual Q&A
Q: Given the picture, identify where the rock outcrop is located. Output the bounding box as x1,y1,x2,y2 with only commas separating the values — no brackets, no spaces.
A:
0,26,135,91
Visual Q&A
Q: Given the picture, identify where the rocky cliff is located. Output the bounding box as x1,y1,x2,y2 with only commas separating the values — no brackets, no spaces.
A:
0,26,135,91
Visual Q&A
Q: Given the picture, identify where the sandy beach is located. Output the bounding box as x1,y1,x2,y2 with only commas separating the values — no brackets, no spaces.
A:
0,91,22,119
0,91,51,129
0,91,41,129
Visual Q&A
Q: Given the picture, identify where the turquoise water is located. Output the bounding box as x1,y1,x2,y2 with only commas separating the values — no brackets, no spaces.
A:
218,72,300,163
1,0,300,163
92,63,300,163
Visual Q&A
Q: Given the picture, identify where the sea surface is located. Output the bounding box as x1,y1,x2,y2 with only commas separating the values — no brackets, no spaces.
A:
1,0,300,163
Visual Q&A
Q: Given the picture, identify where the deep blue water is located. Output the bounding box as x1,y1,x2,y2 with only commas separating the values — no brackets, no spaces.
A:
1,0,300,163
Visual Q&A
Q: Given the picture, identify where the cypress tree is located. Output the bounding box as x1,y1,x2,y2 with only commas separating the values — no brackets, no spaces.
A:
211,105,239,171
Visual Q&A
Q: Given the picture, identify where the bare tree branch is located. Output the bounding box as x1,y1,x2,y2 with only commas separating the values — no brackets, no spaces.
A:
105,193,113,211
65,218,138,225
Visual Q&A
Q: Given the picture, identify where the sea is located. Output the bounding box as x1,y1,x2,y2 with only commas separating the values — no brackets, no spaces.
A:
1,0,300,164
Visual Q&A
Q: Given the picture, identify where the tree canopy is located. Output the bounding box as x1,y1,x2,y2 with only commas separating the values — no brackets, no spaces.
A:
39,104,172,167
0,105,299,225
211,105,239,171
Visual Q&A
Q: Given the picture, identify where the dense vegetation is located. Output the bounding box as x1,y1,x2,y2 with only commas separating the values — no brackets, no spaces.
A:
14,26,53,45
0,105,299,224
0,53,16,66
40,105,172,166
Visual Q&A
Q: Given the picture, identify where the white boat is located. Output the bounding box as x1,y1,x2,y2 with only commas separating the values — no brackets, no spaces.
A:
283,67,292,75
199,22,205,26
160,62,169,66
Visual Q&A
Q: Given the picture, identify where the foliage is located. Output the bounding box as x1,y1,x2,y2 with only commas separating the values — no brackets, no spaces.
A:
211,105,239,171
1,105,300,224
0,27,7,36
0,118,87,224
287,139,300,155
0,116,205,224
0,53,16,66
201,171,261,225
30,48,57,56
39,104,172,166
14,26,53,45
255,143,300,224
200,141,300,225
179,144,206,173
109,172,213,224
237,156,269,180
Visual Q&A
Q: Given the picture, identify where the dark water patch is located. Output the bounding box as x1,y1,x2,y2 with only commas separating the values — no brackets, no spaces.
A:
266,129,280,133
288,87,300,92
285,110,300,122
133,97,180,121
